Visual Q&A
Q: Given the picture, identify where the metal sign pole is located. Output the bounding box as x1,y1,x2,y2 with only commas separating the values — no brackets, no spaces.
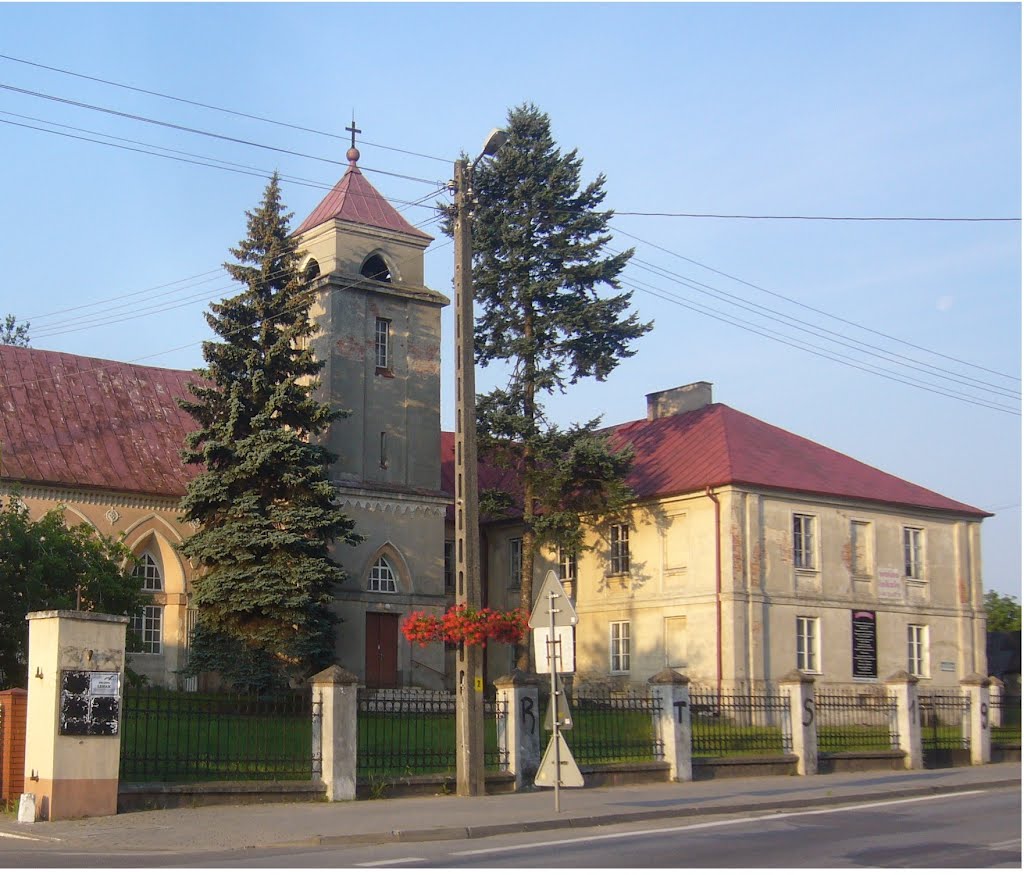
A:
549,590,560,813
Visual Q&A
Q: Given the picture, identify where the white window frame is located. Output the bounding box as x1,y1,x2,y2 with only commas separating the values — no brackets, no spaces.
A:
796,616,820,673
908,624,929,677
903,527,925,580
610,620,631,674
374,317,391,371
793,514,816,571
508,538,523,589
609,524,630,575
128,606,163,655
133,552,163,591
558,546,577,584
851,520,872,578
367,556,398,593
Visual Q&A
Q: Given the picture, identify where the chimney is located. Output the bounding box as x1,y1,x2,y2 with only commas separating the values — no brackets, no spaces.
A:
646,382,713,421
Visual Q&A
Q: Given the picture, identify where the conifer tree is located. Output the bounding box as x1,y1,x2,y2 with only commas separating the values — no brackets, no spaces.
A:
464,104,652,669
179,174,359,687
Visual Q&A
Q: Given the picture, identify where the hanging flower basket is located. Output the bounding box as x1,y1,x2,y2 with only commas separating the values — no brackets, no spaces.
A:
402,605,529,648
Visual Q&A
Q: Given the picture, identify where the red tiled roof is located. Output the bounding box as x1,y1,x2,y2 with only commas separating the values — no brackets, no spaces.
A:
293,164,433,241
0,345,201,498
606,403,989,517
0,344,987,518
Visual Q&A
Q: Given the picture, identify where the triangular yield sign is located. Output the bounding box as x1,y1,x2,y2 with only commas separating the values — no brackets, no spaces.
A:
534,734,584,788
529,570,579,629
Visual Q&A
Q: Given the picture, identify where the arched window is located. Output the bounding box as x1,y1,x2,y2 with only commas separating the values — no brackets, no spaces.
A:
360,254,391,283
304,258,321,282
367,556,398,593
132,553,163,591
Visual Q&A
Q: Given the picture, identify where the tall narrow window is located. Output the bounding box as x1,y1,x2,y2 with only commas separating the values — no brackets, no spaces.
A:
368,556,398,593
443,540,455,593
796,616,819,672
128,607,163,654
610,621,631,673
851,521,872,578
610,524,630,575
907,624,929,677
508,538,523,589
374,318,391,371
379,431,388,470
793,514,816,570
904,527,925,579
558,546,577,585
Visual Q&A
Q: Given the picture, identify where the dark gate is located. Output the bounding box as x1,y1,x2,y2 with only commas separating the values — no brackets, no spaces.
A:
365,613,399,688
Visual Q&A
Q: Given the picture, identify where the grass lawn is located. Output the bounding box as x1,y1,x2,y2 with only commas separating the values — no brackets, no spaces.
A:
357,712,505,777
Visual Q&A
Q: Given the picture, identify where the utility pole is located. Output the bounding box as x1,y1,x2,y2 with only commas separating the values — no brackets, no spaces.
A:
452,155,484,797
452,129,507,798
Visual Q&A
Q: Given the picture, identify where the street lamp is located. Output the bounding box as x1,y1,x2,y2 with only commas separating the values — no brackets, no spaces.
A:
452,127,506,797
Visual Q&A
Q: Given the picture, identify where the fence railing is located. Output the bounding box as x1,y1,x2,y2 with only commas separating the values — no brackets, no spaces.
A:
919,690,970,751
689,688,792,758
991,691,1022,747
356,688,508,777
540,683,663,765
815,687,899,753
119,687,319,782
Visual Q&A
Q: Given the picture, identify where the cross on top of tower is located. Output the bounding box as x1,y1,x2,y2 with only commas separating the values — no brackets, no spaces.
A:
346,116,361,164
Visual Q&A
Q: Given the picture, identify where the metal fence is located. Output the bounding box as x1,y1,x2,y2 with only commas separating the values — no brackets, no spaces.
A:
540,683,663,765
991,691,1022,747
356,688,508,777
119,687,319,782
815,687,900,753
689,688,792,758
919,689,970,751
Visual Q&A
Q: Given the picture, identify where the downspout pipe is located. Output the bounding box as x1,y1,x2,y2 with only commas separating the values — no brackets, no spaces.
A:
706,486,723,700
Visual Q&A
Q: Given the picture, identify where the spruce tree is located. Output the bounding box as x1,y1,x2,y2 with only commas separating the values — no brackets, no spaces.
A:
179,174,359,687
465,104,652,669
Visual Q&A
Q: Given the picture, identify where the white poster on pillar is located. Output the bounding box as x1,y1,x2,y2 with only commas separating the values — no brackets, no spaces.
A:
532,627,575,674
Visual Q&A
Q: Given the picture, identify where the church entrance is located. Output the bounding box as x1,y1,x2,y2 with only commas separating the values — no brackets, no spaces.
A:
364,612,399,688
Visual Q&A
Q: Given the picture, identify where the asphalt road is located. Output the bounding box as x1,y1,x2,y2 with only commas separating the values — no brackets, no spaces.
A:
1,786,1019,868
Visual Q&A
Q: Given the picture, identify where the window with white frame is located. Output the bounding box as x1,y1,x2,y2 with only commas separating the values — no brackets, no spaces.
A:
851,521,872,578
374,318,391,370
610,524,630,575
903,527,925,579
128,606,163,654
558,546,577,585
796,616,819,672
368,556,398,593
610,620,631,673
508,538,523,589
132,552,163,591
907,624,929,677
793,514,816,570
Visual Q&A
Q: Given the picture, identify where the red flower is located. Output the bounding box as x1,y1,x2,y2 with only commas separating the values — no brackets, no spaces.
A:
400,605,529,647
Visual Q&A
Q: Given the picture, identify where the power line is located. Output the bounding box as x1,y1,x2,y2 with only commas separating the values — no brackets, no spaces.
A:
0,52,454,164
616,211,1021,222
0,82,443,186
611,225,1021,384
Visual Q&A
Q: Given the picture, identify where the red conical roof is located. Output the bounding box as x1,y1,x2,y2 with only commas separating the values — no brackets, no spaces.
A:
294,162,433,241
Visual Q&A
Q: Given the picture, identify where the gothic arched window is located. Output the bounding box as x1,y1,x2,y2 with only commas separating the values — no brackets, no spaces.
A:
304,258,321,282
367,556,398,593
360,254,391,283
132,552,163,591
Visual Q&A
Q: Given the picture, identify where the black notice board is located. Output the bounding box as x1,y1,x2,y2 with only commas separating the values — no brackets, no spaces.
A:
851,610,877,679
59,670,121,736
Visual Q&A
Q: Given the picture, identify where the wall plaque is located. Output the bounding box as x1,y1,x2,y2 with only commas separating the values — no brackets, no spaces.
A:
59,670,121,736
851,610,877,679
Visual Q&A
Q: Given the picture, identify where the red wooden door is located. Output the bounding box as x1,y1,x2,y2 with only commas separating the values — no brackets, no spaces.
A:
365,612,399,688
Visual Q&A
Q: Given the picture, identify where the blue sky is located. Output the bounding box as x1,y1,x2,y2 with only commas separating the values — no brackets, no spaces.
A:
1,3,1020,596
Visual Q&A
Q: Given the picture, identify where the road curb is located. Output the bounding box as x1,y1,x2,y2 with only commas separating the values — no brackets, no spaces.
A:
309,778,1021,848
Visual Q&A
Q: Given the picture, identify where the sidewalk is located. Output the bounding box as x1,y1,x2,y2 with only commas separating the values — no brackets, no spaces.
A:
3,763,1019,853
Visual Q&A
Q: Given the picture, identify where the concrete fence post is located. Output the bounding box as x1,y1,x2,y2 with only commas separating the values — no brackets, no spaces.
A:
648,670,692,782
309,665,359,802
493,670,540,790
960,673,991,765
779,671,817,776
885,671,922,770
988,676,1005,729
